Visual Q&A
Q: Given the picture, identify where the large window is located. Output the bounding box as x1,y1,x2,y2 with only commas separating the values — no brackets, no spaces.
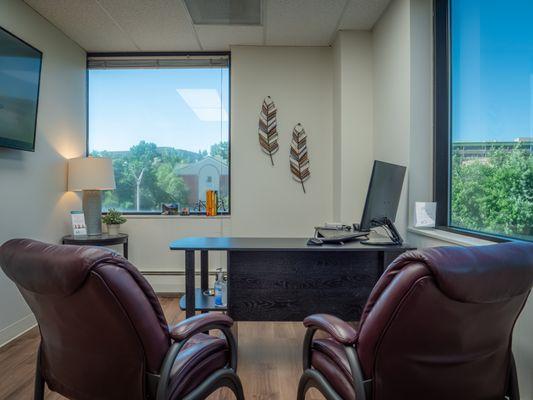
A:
88,54,230,214
435,0,532,241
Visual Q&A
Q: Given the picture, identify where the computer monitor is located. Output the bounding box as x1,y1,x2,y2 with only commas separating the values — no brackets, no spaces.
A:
359,160,406,232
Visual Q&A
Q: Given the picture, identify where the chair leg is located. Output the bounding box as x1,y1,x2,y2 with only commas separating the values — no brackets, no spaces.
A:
297,369,343,400
507,352,520,400
225,372,245,400
181,368,244,400
297,372,311,400
34,347,45,400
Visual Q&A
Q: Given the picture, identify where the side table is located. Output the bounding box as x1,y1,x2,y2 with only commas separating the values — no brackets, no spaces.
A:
62,233,129,259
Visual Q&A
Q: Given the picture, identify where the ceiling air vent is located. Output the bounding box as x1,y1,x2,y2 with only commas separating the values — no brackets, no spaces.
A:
184,0,261,25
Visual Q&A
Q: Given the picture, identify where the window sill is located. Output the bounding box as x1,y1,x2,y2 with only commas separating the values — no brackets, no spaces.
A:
122,214,231,220
407,227,496,246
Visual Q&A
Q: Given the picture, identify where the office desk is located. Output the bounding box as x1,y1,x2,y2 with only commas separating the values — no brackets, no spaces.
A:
169,237,415,321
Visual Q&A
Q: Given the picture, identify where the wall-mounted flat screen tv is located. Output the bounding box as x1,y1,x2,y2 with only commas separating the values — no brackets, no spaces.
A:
0,27,42,152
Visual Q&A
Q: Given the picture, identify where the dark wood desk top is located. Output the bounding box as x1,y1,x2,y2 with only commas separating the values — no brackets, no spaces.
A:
169,237,414,252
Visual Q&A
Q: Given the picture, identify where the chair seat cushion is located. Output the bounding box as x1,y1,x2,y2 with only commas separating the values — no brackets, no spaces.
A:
168,333,228,399
311,338,355,400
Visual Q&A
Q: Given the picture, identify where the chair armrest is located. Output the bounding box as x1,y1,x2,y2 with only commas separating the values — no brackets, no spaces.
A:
158,313,236,400
303,314,357,345
169,313,233,342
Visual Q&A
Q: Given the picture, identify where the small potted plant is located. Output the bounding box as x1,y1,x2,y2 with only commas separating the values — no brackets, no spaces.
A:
102,209,127,235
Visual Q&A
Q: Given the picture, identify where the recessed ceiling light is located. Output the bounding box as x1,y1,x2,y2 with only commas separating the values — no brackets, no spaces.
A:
184,0,262,26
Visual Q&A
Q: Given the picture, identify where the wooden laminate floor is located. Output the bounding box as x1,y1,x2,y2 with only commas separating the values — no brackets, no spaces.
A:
0,297,324,400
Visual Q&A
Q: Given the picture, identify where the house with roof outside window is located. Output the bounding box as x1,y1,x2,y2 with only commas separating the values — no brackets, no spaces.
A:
174,156,229,207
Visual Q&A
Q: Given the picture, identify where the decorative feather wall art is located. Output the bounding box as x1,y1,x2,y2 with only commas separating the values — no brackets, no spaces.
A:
289,123,310,193
258,96,279,165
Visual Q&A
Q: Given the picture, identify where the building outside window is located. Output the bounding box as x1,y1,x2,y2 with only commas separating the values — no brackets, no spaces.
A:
440,0,532,241
87,54,230,214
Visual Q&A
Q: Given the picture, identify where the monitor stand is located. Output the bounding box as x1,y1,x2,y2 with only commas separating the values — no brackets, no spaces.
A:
361,217,404,246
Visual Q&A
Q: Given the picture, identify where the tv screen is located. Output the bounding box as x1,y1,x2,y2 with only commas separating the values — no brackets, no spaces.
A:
0,27,42,152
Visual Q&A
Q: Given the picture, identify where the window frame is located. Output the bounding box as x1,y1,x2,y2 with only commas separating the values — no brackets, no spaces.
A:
86,51,231,216
433,0,526,243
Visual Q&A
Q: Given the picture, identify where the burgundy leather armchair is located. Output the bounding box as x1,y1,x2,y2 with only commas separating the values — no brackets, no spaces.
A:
0,239,244,400
298,242,533,400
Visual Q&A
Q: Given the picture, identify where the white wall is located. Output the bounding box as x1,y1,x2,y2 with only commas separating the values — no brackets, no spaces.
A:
0,0,87,346
230,46,334,236
372,0,411,236
372,0,435,234
332,31,374,223
407,0,434,224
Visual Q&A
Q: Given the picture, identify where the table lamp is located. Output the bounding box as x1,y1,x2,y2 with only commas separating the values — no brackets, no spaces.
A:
68,157,116,236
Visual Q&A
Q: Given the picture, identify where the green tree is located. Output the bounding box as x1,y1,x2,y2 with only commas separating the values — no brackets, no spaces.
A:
155,162,189,205
210,141,229,161
93,140,227,212
95,141,187,211
122,141,160,211
451,144,532,239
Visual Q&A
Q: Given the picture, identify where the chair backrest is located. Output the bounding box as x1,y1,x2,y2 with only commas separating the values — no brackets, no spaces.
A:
357,242,533,400
0,239,170,400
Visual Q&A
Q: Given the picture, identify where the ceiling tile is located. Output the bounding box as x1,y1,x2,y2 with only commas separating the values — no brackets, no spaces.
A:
23,0,390,51
265,0,346,46
339,0,392,30
23,0,138,51
96,0,201,51
196,25,264,51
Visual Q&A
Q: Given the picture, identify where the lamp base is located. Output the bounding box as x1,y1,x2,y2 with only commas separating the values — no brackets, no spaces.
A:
82,190,102,236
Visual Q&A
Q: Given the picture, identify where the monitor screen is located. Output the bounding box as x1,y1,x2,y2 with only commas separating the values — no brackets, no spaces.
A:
0,27,42,152
360,160,406,231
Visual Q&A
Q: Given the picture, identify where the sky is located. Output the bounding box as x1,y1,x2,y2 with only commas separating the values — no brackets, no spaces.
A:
451,0,533,142
89,67,229,152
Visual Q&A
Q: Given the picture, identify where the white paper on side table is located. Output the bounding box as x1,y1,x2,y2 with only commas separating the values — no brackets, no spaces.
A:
414,202,436,228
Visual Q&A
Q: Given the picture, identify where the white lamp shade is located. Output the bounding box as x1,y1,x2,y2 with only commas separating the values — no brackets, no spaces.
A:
68,157,116,191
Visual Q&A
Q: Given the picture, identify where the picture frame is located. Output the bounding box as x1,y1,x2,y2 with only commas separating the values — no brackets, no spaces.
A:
70,211,87,236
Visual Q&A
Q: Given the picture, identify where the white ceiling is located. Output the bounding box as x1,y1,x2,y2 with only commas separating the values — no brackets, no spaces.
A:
23,0,392,52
